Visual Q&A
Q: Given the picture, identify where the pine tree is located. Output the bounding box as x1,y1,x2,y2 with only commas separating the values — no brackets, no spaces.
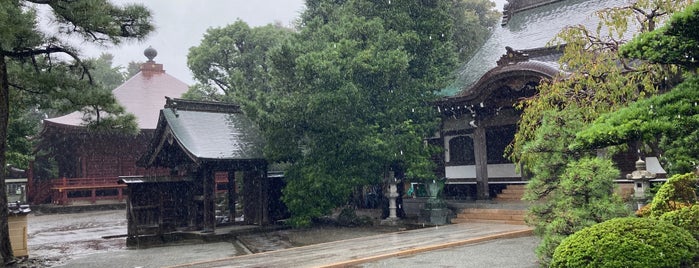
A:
0,0,153,264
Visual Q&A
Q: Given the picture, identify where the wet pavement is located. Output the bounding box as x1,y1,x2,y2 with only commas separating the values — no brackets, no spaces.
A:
357,236,540,268
170,223,533,268
21,209,538,268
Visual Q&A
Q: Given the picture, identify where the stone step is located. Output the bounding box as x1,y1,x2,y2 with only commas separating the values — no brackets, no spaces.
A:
495,185,527,202
454,208,527,225
451,218,525,225
495,192,524,199
501,188,527,194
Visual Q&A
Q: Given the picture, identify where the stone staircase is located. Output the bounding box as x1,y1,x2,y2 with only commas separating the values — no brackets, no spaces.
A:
494,184,527,202
449,184,529,225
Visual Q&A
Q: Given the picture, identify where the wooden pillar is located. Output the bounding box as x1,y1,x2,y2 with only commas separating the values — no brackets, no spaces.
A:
259,167,269,225
473,125,490,200
242,171,257,225
227,171,236,222
202,167,215,232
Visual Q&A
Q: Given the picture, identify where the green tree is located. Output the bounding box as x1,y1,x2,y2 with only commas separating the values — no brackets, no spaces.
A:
450,0,499,61
259,0,458,226
88,53,126,90
0,0,152,264
521,107,630,265
186,20,293,107
573,1,699,174
509,0,691,265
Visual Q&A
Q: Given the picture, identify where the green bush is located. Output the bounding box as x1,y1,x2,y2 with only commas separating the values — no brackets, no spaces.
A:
551,217,698,268
647,173,698,217
660,205,699,240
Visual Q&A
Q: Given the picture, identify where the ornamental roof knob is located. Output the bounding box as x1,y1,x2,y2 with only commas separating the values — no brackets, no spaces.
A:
144,46,157,62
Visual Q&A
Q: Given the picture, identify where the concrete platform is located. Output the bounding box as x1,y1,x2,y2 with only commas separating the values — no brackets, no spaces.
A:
168,223,533,268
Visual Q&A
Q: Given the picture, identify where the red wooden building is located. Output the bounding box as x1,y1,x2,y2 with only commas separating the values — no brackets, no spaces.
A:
31,47,189,205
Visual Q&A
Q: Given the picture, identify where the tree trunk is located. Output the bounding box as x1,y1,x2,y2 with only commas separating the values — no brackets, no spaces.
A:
0,55,14,264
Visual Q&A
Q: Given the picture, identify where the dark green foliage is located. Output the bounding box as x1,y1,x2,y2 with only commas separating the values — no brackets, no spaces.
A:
526,152,630,265
521,104,630,267
621,2,699,69
185,0,497,226
449,0,499,61
573,77,699,174
0,0,153,263
660,205,699,240
262,0,458,226
646,173,698,217
187,20,291,105
520,108,630,266
550,217,699,268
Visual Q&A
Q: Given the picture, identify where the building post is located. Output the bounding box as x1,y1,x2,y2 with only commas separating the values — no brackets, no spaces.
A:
473,125,489,200
202,167,215,232
227,171,236,223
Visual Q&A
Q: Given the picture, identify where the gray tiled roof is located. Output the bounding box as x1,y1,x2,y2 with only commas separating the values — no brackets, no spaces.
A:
441,0,629,96
161,107,265,161
139,99,266,168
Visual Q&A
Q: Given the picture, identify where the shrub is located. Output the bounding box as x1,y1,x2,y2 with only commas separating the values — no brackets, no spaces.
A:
551,217,698,268
660,205,699,240
647,173,697,217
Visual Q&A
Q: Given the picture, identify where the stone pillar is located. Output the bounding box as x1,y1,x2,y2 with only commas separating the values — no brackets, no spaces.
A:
626,158,656,210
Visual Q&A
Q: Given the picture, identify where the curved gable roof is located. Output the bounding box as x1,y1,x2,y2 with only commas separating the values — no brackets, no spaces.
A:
139,99,265,168
441,0,629,96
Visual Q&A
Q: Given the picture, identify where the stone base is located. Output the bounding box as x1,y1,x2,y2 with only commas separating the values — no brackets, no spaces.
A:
419,208,449,225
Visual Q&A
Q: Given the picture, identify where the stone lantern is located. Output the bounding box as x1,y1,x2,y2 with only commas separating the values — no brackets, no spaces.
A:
626,158,656,210
381,171,401,226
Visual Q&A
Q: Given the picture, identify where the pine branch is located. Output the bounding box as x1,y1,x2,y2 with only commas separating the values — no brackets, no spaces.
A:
2,45,94,84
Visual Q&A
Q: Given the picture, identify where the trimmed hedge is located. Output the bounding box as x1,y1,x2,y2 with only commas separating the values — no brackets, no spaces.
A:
660,205,699,240
647,173,697,217
551,217,699,268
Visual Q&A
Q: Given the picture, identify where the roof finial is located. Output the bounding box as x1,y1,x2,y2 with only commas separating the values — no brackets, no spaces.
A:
144,46,157,62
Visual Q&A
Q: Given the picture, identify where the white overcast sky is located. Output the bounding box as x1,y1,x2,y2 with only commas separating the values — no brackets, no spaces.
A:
66,0,509,86
79,1,307,85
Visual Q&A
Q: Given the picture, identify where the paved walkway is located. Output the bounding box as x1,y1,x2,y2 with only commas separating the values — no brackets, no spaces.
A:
169,223,533,268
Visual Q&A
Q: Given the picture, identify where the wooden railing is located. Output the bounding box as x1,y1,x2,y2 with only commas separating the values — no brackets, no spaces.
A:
50,177,126,205
35,175,231,206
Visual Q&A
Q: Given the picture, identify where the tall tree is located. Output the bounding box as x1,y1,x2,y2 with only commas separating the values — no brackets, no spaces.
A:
508,0,691,265
450,0,499,61
0,0,152,264
186,20,293,110
259,0,459,226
